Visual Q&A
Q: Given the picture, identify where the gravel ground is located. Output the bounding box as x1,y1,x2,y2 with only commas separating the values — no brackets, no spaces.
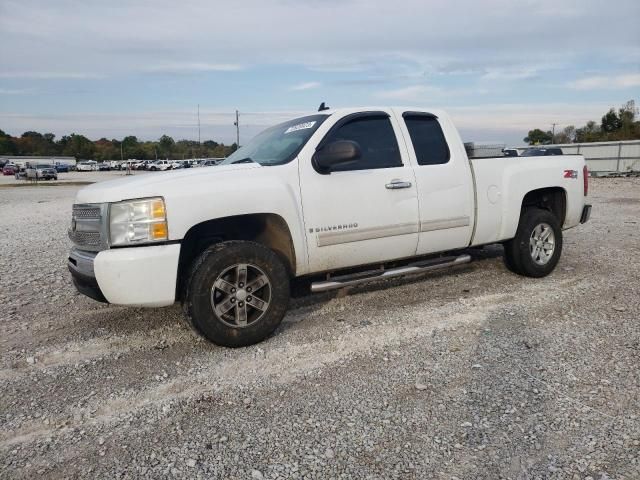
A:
0,178,639,479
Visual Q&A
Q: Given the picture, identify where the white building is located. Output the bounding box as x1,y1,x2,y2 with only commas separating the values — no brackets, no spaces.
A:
0,155,77,167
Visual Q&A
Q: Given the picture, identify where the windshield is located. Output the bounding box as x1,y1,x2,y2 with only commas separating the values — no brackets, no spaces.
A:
220,114,329,166
36,164,51,168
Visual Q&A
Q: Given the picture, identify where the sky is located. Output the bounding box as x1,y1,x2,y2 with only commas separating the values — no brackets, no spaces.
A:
1,0,639,146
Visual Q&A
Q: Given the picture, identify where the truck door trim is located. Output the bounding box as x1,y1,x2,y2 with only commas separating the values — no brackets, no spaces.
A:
419,216,471,233
316,222,419,247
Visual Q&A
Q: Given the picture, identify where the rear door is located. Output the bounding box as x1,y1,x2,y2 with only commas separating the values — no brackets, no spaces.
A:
394,110,475,255
298,110,419,273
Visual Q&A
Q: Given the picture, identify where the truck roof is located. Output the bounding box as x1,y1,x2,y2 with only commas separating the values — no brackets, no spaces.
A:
316,106,446,118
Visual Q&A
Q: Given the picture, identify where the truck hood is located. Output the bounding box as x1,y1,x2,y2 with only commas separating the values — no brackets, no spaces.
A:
75,163,261,204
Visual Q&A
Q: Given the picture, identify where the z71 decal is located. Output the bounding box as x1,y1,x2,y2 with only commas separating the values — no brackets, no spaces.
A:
564,169,578,179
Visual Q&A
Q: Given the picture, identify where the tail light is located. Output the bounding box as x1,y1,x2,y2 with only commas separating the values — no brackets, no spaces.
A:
583,165,589,196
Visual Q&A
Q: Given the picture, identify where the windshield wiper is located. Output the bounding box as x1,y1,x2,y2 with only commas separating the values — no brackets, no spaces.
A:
230,157,255,164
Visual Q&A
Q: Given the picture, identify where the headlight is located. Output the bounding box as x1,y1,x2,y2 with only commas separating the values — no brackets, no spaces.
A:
109,197,168,246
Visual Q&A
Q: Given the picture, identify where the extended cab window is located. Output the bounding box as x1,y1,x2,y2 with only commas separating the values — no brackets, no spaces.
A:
404,115,450,166
323,116,402,172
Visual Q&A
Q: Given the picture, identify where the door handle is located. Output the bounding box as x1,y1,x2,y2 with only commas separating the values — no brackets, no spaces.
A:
385,180,412,189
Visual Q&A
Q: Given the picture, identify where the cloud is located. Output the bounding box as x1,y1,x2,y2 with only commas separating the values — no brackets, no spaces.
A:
2,0,638,80
375,85,443,101
446,102,614,144
143,62,244,74
480,68,540,81
0,102,617,146
290,82,321,91
568,73,640,90
0,109,308,143
1,0,639,146
375,84,487,102
0,72,102,79
0,88,35,95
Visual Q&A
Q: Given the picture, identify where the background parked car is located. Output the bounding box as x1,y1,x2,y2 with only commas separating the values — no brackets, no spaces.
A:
54,163,70,173
118,160,137,171
521,147,564,156
14,167,27,179
98,162,111,171
27,164,58,180
77,160,98,171
199,159,220,167
502,148,519,157
149,160,172,171
2,164,17,175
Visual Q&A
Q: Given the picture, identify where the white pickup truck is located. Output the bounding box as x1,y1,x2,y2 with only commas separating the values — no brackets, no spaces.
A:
68,107,591,347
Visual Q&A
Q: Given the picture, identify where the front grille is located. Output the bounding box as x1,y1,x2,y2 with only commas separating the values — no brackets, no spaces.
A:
69,203,107,252
68,230,102,247
73,205,101,219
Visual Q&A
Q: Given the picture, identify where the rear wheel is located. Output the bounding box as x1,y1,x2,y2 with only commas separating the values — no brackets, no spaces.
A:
184,241,290,347
503,208,562,278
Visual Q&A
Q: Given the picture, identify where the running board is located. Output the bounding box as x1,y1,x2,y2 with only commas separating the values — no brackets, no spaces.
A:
310,254,472,293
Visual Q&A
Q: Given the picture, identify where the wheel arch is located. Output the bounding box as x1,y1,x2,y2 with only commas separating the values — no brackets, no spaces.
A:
175,213,296,301
520,187,567,226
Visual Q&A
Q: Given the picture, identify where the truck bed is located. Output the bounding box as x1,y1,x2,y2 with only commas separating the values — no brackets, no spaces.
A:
469,154,587,246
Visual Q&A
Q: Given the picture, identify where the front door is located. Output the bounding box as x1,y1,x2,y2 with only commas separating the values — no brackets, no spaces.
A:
298,110,419,273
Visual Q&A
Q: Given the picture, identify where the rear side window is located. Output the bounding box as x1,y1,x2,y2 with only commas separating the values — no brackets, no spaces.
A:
404,115,450,166
323,116,402,172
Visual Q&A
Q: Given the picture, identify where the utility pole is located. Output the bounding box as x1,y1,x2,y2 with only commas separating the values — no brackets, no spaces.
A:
551,123,557,144
197,104,201,159
234,110,240,148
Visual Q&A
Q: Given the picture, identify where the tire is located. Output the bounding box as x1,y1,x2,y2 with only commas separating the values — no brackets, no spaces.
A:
183,241,290,347
503,208,563,278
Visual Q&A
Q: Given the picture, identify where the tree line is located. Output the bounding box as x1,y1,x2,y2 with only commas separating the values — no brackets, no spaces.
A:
0,130,238,161
524,100,640,145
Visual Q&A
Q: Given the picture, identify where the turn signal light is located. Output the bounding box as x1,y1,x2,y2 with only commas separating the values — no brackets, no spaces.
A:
151,222,168,240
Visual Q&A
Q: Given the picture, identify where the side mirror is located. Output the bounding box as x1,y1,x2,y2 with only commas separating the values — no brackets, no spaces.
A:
312,140,361,174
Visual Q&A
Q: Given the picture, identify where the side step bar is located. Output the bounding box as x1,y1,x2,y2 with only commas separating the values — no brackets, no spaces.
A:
310,254,472,293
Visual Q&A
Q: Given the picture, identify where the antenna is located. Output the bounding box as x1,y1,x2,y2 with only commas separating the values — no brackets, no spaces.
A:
318,102,330,112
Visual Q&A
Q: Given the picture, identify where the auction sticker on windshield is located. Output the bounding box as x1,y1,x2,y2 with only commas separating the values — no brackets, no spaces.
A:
284,121,316,134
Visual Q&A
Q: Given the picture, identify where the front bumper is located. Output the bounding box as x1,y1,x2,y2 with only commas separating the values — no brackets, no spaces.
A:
580,204,592,224
68,249,107,302
68,244,180,307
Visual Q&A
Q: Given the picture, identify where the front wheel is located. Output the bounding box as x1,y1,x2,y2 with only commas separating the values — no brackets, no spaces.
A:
503,208,563,278
184,241,290,347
